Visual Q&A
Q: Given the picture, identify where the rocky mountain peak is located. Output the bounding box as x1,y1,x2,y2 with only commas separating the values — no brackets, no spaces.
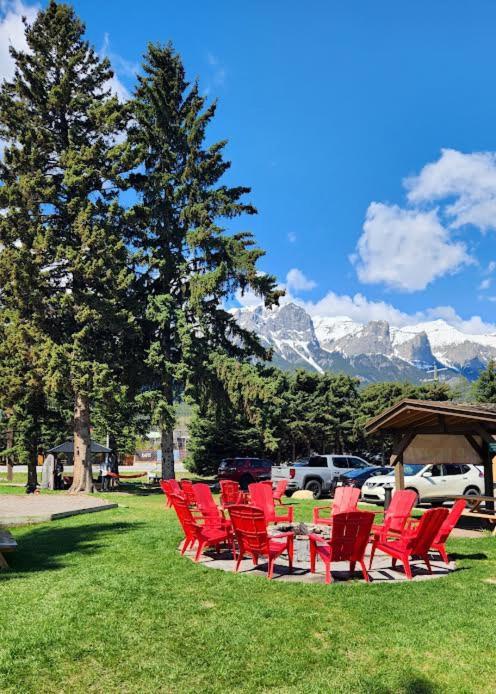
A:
232,301,496,382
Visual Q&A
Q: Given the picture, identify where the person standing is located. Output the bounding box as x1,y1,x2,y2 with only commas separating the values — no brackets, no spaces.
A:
54,460,64,490
100,456,110,491
109,452,119,490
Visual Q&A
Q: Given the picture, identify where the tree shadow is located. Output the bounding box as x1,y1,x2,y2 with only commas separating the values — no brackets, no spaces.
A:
0,521,139,578
447,552,488,561
402,674,437,694
368,673,438,694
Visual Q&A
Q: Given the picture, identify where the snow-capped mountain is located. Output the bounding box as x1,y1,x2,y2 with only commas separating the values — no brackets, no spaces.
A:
232,303,496,382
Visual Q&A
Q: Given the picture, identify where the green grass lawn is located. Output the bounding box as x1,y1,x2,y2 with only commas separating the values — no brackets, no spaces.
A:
1,486,495,693
0,471,27,484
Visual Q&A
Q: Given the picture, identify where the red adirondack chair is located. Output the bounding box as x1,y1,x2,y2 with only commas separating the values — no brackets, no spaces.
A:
308,511,374,583
313,486,360,526
180,479,197,507
431,499,466,563
228,504,294,579
160,479,182,507
192,482,228,527
369,507,449,579
371,489,417,541
219,480,243,509
170,493,233,561
272,480,288,505
249,482,294,524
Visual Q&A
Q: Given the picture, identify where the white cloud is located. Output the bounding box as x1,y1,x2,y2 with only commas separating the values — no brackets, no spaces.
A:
0,0,38,82
235,287,264,308
487,261,496,273
353,202,471,291
287,231,297,243
479,278,491,291
99,33,131,102
405,148,496,231
301,291,496,334
206,51,226,89
285,268,316,292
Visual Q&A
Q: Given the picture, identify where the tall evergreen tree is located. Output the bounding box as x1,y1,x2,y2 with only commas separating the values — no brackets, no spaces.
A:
130,43,281,479
0,1,136,492
472,359,496,403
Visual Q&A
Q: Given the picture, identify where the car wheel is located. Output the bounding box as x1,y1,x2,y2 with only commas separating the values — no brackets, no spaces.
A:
305,479,323,499
239,475,254,491
405,487,420,506
463,486,480,508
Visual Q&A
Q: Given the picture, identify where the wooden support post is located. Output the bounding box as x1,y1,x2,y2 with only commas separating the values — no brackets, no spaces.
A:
483,442,495,512
394,455,405,490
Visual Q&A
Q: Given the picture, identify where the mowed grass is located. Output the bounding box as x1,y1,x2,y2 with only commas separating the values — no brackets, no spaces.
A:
1,487,495,693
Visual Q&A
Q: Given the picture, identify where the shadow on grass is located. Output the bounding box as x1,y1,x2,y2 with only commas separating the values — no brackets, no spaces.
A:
0,521,140,578
447,552,488,561
402,674,437,694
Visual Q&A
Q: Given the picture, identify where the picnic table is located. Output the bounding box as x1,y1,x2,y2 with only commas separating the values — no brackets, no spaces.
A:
432,495,496,535
0,529,17,569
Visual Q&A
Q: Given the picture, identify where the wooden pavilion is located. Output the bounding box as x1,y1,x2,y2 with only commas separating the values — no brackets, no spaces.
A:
364,399,496,509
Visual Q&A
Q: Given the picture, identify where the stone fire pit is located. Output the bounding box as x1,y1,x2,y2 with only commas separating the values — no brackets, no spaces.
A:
268,522,330,565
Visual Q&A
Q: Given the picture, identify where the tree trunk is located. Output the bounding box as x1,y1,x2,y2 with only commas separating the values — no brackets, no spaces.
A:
69,392,94,493
6,427,13,482
161,426,175,480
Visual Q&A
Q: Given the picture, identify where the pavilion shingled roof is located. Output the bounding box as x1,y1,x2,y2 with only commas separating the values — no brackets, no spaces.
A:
364,398,496,436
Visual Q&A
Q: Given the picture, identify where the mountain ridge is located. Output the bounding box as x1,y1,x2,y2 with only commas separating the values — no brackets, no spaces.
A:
232,302,496,383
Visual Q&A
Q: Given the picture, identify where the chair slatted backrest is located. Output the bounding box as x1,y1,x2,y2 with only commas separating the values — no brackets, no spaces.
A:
193,483,219,517
160,479,183,499
170,493,199,539
220,480,241,506
273,480,288,499
228,504,270,555
330,511,374,561
333,486,360,515
249,482,274,522
180,479,197,506
436,499,466,543
407,508,449,555
384,489,417,534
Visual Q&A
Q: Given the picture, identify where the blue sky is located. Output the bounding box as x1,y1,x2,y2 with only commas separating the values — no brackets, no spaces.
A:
2,0,496,331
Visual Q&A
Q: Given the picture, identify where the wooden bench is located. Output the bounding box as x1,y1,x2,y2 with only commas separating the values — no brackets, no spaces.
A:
431,495,496,536
0,529,17,569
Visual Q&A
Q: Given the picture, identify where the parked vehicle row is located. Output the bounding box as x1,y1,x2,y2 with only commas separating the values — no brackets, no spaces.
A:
217,456,486,504
271,454,373,499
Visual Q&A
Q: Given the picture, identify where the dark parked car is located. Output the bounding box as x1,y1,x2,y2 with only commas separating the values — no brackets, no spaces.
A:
218,457,273,490
330,466,393,497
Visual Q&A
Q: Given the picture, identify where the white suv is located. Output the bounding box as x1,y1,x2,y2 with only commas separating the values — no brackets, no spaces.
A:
361,463,484,505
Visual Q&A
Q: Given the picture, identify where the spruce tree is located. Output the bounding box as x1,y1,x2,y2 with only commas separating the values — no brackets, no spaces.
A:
472,359,496,403
0,2,135,492
130,43,281,479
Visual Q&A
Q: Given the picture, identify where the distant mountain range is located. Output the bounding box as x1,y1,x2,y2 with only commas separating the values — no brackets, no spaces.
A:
231,302,496,383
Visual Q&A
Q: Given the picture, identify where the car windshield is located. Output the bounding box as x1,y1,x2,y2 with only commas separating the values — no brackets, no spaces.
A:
292,458,309,467
403,464,424,476
343,468,370,479
350,459,371,469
